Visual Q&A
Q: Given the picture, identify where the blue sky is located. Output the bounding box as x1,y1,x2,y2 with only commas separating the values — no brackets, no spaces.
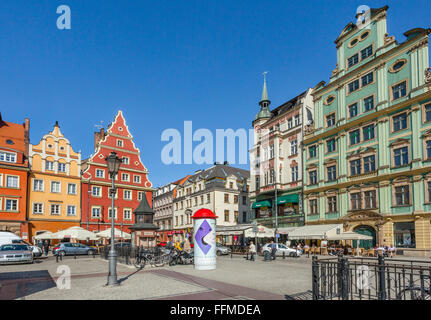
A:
1,1,430,187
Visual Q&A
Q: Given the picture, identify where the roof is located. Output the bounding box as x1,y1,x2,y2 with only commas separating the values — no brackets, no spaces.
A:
269,90,307,119
133,194,154,215
192,208,218,219
287,224,343,240
128,222,159,230
172,174,192,199
185,164,250,183
0,116,26,154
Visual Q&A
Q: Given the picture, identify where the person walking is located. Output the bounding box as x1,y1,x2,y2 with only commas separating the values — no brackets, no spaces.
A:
43,240,50,257
270,240,277,260
249,241,256,261
183,237,191,253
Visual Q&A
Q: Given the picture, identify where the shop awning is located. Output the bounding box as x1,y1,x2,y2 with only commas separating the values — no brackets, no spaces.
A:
287,224,343,240
277,194,299,204
252,200,272,209
216,224,253,236
326,231,373,241
244,225,275,238
277,227,299,235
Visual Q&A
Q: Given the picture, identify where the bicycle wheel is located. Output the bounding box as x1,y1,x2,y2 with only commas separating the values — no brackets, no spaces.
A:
133,256,146,269
397,287,431,300
153,255,165,267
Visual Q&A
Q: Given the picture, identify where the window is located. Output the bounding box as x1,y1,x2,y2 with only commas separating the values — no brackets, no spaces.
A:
92,186,101,197
6,176,19,188
32,179,44,192
255,176,260,190
364,96,374,112
269,144,274,159
309,199,318,215
122,157,129,165
425,104,431,122
137,191,144,201
58,163,66,172
95,169,105,178
392,81,407,100
229,182,234,189
350,193,361,210
292,166,299,182
67,205,76,216
133,175,141,183
123,209,132,220
224,194,229,203
50,204,60,215
364,155,376,172
349,129,360,145
361,45,373,60
242,211,247,222
46,161,54,171
207,194,210,203
309,170,317,185
395,186,410,206
393,113,407,132
426,140,431,159
91,207,101,218
349,103,358,118
51,181,61,193
67,183,77,195
124,190,132,200
348,54,359,68
0,151,17,163
33,203,43,214
5,199,18,211
234,211,239,222
108,208,117,219
122,173,130,182
291,140,298,155
394,147,409,166
309,145,317,158
327,196,337,213
361,72,373,87
327,165,337,181
224,210,230,222
234,195,238,204
326,114,336,127
201,195,204,205
294,114,300,126
364,190,377,209
288,118,293,129
350,159,361,176
327,138,336,153
117,140,123,147
362,124,375,141
348,79,360,93
394,222,415,248
242,196,247,205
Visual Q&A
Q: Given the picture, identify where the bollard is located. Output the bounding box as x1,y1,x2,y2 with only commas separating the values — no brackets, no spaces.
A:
93,250,96,259
283,251,286,259
246,252,249,260
56,254,59,263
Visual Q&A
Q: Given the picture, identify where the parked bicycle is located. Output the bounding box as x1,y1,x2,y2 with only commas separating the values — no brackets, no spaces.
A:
132,247,165,269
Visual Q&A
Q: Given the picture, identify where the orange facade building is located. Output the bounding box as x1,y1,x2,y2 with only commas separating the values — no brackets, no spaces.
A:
0,113,30,239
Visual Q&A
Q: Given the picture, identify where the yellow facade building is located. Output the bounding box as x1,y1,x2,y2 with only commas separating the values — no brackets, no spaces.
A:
27,122,81,243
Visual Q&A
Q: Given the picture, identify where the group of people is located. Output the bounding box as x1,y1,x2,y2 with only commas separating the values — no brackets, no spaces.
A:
164,238,192,253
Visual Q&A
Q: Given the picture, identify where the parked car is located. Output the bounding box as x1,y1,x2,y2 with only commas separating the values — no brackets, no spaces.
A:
0,231,42,258
261,243,302,257
53,243,97,256
216,243,231,256
19,240,43,257
0,244,34,264
115,242,131,249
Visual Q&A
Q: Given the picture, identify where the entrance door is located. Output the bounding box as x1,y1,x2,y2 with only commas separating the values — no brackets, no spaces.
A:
353,225,376,249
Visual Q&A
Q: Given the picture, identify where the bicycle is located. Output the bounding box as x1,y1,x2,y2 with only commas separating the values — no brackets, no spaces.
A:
396,285,431,300
132,248,165,269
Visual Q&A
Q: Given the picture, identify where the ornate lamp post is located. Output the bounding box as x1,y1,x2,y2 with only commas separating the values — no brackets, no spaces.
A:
106,152,122,286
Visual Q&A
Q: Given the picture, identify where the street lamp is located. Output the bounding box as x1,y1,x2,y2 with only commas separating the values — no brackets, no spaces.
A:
106,151,122,286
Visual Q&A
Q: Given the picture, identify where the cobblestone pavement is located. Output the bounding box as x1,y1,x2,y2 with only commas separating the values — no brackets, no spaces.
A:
0,253,428,300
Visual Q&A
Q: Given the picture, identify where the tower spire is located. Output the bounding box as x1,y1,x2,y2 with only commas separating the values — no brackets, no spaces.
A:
254,71,272,122
261,71,269,102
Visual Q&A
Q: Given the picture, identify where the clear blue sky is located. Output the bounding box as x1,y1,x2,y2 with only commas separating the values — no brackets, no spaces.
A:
1,1,430,187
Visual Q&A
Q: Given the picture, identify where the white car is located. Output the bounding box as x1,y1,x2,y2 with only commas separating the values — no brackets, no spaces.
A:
261,243,302,257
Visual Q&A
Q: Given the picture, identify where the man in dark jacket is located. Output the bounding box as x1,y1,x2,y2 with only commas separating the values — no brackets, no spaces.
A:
270,240,277,260
43,240,50,256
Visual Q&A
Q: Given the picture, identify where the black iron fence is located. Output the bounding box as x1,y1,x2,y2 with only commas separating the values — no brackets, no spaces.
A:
312,255,431,300
99,246,168,265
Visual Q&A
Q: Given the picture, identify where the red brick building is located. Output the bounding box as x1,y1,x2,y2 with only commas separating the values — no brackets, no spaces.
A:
0,113,30,238
81,111,153,234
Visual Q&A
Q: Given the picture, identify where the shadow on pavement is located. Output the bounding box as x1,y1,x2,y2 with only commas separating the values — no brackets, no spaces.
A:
117,268,142,284
0,270,56,300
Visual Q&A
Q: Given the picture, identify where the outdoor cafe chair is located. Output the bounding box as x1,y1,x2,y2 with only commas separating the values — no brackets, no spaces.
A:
366,249,375,257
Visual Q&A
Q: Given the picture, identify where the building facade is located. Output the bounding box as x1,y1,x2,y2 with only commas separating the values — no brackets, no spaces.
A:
27,122,82,242
81,111,154,234
0,114,30,239
249,77,313,231
172,164,250,242
303,6,431,256
153,175,190,242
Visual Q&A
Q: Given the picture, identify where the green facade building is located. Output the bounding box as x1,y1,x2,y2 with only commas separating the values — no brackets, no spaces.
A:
303,6,431,257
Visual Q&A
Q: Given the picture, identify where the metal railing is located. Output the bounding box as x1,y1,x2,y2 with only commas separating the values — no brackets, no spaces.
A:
312,255,431,300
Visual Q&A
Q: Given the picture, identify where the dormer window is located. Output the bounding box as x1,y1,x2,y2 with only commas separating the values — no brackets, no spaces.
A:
360,31,370,40
349,38,359,48
324,95,336,105
6,139,14,145
117,139,123,147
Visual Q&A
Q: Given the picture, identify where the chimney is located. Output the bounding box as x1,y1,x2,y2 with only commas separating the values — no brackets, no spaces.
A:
94,127,105,149
24,118,30,163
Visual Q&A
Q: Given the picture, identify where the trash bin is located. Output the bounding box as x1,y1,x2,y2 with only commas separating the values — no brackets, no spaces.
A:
264,250,271,261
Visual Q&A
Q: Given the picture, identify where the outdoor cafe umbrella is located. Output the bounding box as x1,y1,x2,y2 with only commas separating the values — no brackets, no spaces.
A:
327,231,373,256
95,228,131,240
34,231,54,240
50,226,99,241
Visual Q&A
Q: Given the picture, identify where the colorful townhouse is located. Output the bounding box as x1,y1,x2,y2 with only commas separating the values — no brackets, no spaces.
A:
249,76,313,236
0,113,30,239
81,111,154,234
27,122,82,242
302,6,431,256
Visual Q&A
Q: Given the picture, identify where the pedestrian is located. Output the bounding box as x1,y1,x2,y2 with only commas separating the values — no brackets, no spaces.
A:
43,240,49,257
270,240,277,260
183,237,191,253
249,241,256,261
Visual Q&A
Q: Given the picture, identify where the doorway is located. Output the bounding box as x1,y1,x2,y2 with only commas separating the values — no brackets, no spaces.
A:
353,225,376,249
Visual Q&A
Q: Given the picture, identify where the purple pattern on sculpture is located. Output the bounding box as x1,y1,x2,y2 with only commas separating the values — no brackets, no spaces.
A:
195,220,212,255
